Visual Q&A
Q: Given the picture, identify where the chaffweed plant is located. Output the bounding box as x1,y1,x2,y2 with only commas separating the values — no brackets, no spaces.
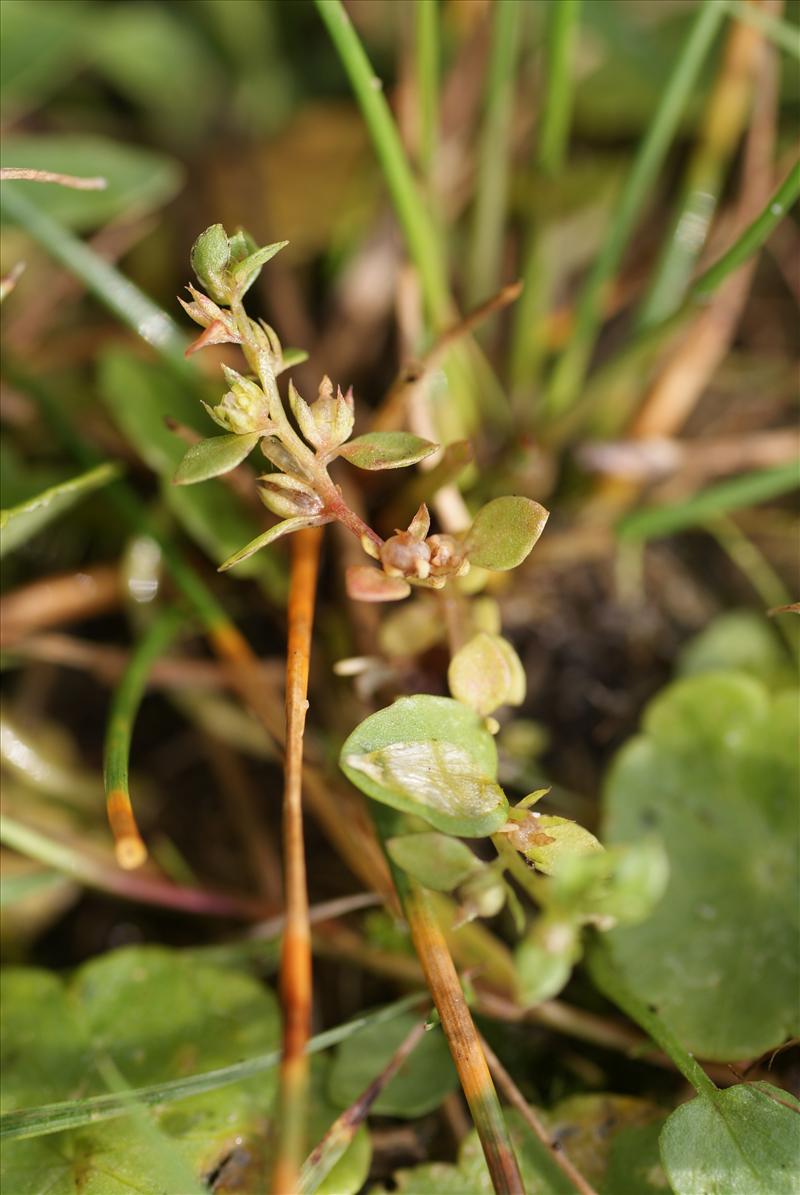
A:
175,224,667,1195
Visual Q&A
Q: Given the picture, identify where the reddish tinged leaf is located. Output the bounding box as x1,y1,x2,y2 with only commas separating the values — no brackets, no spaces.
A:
346,566,411,602
337,432,437,471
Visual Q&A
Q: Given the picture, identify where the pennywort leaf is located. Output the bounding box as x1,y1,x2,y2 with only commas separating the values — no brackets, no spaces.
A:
345,565,411,603
337,432,438,471
660,1083,800,1195
464,496,548,570
173,432,260,485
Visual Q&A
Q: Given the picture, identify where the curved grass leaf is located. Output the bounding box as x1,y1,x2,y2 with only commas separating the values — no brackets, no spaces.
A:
0,461,120,557
1,983,423,1142
173,431,260,485
337,431,437,470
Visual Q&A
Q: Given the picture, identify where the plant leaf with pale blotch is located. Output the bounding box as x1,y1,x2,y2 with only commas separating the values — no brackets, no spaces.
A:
341,696,503,836
344,741,508,837
464,496,548,570
173,432,260,485
660,1083,800,1195
218,516,327,571
386,833,481,892
337,432,437,470
448,632,525,715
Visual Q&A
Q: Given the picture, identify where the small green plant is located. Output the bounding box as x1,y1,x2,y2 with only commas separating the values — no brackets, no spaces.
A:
174,226,671,1188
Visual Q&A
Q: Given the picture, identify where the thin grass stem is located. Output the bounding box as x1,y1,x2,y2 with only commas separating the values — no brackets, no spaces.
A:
415,0,439,193
543,0,725,417
103,607,184,869
510,0,580,394
467,0,523,309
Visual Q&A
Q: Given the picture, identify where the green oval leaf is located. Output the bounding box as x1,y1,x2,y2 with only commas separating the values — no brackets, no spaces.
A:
0,461,120,556
386,833,481,892
464,496,548,570
448,632,525,716
328,1013,457,1119
340,695,505,837
337,432,438,471
603,672,800,1059
660,1083,800,1195
173,432,260,485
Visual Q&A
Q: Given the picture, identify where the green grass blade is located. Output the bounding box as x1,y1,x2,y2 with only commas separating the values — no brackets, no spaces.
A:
617,461,800,541
466,0,523,308
415,0,439,189
543,0,725,417
0,994,424,1141
690,158,800,299
510,0,580,392
315,0,450,327
0,182,189,367
0,461,120,556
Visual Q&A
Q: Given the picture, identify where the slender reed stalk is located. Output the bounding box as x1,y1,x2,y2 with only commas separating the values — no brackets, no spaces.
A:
299,1018,428,1194
0,184,188,366
271,526,323,1195
415,0,439,194
467,0,522,308
103,607,184,869
543,0,725,417
636,8,766,328
510,0,580,394
314,0,451,327
479,1034,599,1195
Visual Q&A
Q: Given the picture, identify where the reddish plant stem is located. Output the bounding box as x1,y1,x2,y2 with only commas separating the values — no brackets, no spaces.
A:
271,525,323,1195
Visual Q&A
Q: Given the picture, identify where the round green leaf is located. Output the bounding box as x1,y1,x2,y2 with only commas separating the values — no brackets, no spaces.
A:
386,832,481,892
464,496,548,571
513,814,603,875
660,1084,800,1195
337,432,437,470
328,1012,457,1118
448,632,526,716
602,673,800,1059
173,432,260,485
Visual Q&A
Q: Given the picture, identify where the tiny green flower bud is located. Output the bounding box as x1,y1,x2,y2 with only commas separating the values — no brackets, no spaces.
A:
190,224,232,304
290,376,354,454
258,473,325,519
178,285,241,354
203,366,272,434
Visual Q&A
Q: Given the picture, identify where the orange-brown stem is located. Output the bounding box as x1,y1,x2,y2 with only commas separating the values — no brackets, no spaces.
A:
271,525,323,1195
